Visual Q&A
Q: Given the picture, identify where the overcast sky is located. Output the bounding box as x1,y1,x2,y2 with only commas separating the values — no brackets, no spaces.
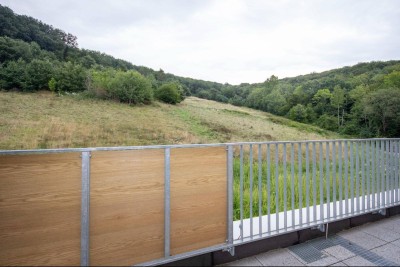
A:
2,0,400,84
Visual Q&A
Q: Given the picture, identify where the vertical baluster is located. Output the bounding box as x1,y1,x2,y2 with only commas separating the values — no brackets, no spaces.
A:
239,145,244,241
306,142,310,225
319,142,324,221
291,144,295,228
313,142,317,222
275,144,279,232
350,142,354,215
361,142,365,211
356,142,360,213
267,144,271,234
381,139,384,207
338,141,343,216
249,144,253,238
344,141,349,215
371,140,375,209
258,144,262,237
283,143,287,230
298,143,303,226
326,141,330,219
332,141,337,218
366,141,370,211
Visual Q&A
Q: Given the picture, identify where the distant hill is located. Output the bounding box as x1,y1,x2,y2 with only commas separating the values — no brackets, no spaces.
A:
0,4,399,137
0,92,339,149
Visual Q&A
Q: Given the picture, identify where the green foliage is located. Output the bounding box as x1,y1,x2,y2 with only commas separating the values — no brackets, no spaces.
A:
23,59,54,91
0,59,26,89
317,114,337,131
48,77,57,92
362,88,400,136
384,71,400,88
155,83,182,104
54,62,86,92
287,104,307,122
88,69,153,104
1,4,400,136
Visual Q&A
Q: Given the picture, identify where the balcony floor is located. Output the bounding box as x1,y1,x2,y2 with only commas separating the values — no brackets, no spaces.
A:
220,215,400,266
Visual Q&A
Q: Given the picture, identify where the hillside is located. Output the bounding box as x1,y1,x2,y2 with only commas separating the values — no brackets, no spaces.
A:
1,4,399,139
0,92,339,150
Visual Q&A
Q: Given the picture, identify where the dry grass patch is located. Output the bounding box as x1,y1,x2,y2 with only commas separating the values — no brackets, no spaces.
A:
0,92,340,150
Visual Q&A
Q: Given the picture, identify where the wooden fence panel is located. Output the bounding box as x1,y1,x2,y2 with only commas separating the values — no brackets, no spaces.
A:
170,147,227,255
90,150,165,266
0,153,81,266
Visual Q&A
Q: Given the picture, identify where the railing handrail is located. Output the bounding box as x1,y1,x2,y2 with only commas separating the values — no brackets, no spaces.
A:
1,138,399,155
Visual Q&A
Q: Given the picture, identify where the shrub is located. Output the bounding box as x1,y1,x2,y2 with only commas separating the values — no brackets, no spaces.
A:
54,62,86,92
87,69,153,104
155,83,182,104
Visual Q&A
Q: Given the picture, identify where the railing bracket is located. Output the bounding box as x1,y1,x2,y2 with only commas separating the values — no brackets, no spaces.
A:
223,245,235,256
312,224,325,233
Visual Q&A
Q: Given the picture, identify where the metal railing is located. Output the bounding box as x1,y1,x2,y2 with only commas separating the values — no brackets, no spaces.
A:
227,138,400,247
1,138,399,266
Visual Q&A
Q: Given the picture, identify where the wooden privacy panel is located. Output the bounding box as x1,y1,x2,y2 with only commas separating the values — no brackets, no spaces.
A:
90,150,165,266
0,153,81,266
170,147,227,255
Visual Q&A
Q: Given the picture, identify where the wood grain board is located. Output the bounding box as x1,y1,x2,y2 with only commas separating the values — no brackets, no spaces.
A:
0,153,81,266
170,147,227,255
0,147,228,266
90,149,165,266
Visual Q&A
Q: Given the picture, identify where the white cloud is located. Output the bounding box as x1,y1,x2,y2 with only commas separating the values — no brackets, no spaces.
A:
2,0,400,84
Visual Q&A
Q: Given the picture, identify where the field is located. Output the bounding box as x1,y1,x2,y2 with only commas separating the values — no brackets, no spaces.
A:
0,91,339,150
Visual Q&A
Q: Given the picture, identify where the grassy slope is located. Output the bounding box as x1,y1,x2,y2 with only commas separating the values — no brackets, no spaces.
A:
0,91,340,150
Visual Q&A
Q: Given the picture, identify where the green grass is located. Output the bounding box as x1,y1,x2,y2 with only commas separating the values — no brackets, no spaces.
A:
0,91,340,150
232,148,381,221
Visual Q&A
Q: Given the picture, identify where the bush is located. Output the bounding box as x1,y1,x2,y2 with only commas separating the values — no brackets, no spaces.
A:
22,59,54,91
155,83,182,104
109,71,153,104
316,114,337,131
87,69,153,104
287,104,307,122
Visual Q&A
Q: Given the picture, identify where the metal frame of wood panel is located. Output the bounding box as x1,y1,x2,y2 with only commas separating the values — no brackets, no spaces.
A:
10,139,399,265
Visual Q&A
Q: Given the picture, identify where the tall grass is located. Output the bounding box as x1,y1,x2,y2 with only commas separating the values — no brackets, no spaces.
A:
232,141,397,221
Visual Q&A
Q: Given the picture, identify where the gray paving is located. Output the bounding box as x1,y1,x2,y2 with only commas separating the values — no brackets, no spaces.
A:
220,215,400,266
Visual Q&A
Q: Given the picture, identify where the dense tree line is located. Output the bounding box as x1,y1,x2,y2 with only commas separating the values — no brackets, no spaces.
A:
0,5,187,104
1,5,399,137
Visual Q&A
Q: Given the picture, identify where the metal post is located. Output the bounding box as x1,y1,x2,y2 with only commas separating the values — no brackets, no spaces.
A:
267,144,271,233
366,141,370,211
164,148,171,257
240,145,244,241
306,142,310,225
344,142,349,215
371,141,375,209
319,142,324,222
361,142,365,211
258,144,262,237
81,151,91,267
332,141,336,218
227,145,234,255
350,142,354,214
356,142,360,212
326,142,330,219
249,144,254,238
283,143,287,229
291,144,295,228
298,143,303,226
338,141,343,216
312,142,317,222
275,144,279,232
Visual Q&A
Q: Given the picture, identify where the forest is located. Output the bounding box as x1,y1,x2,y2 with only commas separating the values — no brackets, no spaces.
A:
1,4,399,137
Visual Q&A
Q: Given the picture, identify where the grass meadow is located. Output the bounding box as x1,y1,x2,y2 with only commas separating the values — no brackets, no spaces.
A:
0,91,339,149
232,141,397,221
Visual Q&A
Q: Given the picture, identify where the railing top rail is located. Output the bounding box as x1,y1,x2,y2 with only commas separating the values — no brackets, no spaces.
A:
0,138,399,155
